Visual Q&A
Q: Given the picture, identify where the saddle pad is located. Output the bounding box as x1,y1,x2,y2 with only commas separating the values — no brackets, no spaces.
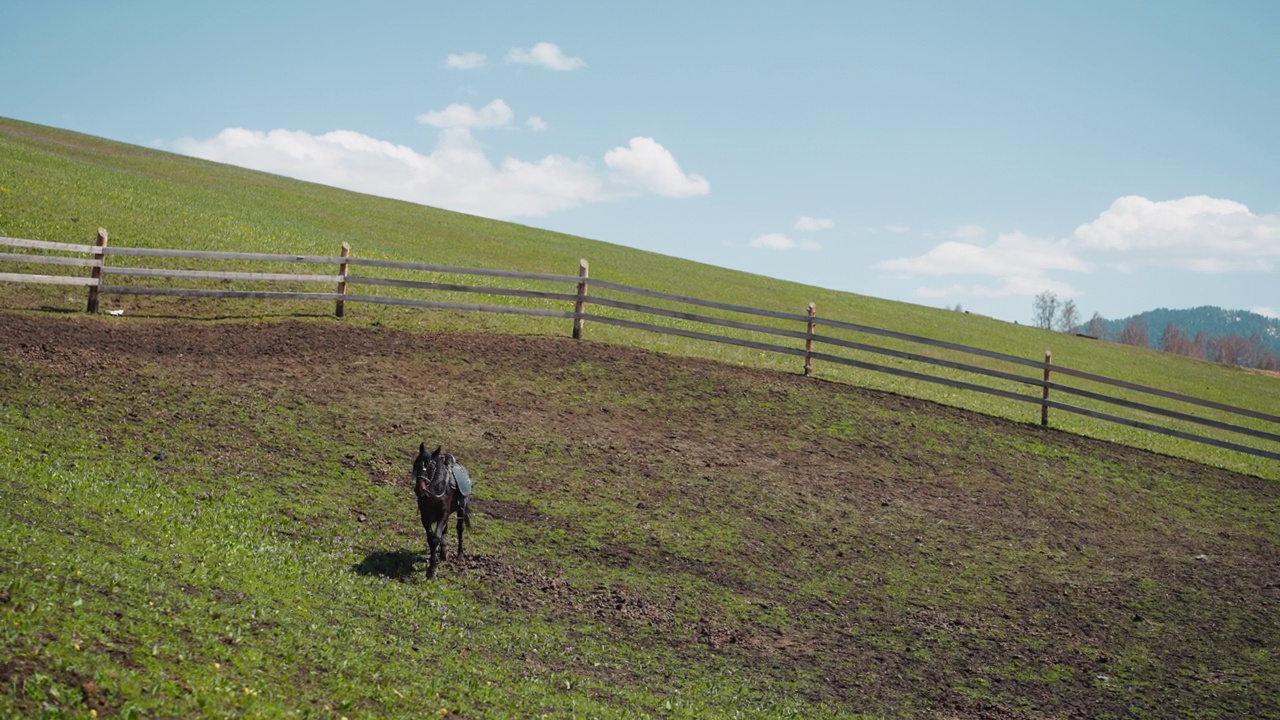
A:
451,463,473,497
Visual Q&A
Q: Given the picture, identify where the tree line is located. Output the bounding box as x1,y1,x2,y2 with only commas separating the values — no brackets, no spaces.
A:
1031,291,1280,372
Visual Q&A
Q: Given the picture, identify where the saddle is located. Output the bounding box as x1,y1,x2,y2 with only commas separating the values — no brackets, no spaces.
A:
448,459,473,499
445,456,473,520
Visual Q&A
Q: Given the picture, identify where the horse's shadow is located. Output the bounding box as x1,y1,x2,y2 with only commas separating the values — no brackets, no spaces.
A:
352,549,425,580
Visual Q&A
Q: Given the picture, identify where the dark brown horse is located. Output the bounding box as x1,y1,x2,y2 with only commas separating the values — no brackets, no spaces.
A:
413,443,473,578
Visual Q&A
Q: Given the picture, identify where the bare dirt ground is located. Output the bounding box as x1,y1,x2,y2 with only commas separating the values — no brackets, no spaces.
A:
4,312,1278,718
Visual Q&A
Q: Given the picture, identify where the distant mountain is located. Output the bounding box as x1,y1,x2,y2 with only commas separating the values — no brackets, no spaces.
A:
1082,306,1280,354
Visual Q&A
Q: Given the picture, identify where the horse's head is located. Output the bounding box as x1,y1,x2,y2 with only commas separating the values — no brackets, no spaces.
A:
414,443,448,498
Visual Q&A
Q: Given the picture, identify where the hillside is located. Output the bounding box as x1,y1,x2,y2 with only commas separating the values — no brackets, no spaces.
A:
3,116,1279,717
3,312,1278,718
1089,306,1280,354
2,116,1277,478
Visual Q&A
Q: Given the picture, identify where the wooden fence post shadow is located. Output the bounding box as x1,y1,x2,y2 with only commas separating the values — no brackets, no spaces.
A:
85,227,108,313
804,302,817,376
1041,350,1052,427
335,242,351,317
572,258,589,339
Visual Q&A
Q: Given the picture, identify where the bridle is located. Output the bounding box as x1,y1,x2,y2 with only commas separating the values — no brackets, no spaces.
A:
416,454,452,501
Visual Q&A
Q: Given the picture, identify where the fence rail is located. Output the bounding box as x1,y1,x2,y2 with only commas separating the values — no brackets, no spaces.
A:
2,230,1277,463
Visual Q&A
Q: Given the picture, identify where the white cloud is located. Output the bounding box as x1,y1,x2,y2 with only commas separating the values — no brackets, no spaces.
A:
749,233,822,251
603,137,709,198
417,99,514,130
171,104,708,220
877,194,1279,304
1253,306,1279,319
913,276,1079,299
1070,195,1280,272
795,216,835,231
876,231,1086,299
859,225,913,235
878,232,1086,278
444,52,486,70
506,42,585,71
172,126,602,218
526,116,548,131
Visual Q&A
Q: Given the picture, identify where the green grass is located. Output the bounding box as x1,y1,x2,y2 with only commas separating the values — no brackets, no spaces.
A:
0,449,819,719
3,316,1278,718
0,330,846,719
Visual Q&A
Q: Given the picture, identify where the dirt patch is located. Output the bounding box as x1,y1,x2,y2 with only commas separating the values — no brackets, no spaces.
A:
478,498,552,524
3,311,1278,718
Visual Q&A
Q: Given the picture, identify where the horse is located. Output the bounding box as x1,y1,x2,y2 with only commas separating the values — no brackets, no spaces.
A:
413,443,473,578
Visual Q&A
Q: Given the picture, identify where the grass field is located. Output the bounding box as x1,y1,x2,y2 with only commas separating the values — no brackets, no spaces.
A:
2,117,1279,718
2,315,1278,719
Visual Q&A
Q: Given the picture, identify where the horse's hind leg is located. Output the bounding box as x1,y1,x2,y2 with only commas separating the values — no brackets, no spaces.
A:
455,513,465,560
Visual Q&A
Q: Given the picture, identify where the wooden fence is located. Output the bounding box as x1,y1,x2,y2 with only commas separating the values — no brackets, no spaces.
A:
3,230,1278,463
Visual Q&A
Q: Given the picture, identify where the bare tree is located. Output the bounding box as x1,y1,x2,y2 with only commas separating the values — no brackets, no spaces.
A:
1242,334,1270,369
1189,332,1209,360
1208,335,1252,366
1117,318,1150,348
1032,291,1059,330
1057,299,1081,334
1156,324,1211,359
1160,323,1188,353
1218,334,1273,369
1086,312,1107,339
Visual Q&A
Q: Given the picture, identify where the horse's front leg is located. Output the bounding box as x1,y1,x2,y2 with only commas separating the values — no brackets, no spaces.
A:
419,502,439,577
426,528,440,578
435,516,450,562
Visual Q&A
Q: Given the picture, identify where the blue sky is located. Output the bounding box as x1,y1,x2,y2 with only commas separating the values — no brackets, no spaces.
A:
3,1,1277,324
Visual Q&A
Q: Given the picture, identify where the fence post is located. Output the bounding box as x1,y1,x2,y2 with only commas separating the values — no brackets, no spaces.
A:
1040,350,1052,427
804,302,817,376
86,227,108,313
335,242,351,318
572,258,589,340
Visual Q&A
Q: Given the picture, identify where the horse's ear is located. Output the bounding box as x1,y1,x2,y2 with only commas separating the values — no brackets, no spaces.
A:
419,442,427,455
432,445,442,457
